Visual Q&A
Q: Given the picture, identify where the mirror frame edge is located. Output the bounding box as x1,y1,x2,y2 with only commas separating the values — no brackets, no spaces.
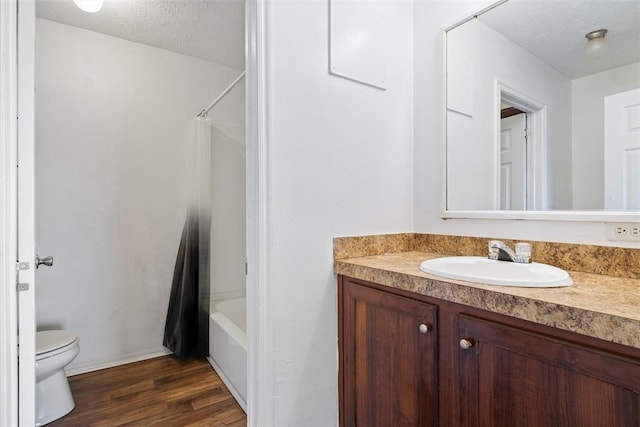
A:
441,0,640,223
442,210,640,223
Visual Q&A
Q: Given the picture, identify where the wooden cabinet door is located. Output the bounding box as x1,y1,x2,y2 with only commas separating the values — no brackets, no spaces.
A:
458,315,640,427
340,279,438,427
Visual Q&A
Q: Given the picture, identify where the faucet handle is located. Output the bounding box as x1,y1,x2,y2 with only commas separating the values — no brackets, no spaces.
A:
488,240,502,260
515,242,532,263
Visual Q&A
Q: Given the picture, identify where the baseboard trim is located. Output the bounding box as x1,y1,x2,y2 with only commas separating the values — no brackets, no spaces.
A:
66,348,173,377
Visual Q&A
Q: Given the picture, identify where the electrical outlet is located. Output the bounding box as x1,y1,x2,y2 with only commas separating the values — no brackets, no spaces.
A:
606,223,640,242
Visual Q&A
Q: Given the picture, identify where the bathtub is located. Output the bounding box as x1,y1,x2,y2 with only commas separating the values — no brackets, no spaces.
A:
208,297,247,412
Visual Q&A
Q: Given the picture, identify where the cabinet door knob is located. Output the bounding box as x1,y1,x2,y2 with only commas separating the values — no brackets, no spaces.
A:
459,338,474,350
419,323,432,334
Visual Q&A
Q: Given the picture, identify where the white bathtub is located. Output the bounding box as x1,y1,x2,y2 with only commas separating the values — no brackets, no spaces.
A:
208,297,247,412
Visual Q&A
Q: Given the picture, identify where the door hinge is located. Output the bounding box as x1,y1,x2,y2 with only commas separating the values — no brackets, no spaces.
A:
17,283,29,292
17,261,30,271
245,259,248,275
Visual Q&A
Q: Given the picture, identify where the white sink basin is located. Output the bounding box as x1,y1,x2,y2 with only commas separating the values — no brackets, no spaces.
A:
419,256,573,287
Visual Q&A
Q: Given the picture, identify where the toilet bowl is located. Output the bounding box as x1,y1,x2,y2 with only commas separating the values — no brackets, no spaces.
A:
35,330,80,426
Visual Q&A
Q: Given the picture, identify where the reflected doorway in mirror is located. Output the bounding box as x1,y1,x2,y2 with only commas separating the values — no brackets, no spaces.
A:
497,83,547,211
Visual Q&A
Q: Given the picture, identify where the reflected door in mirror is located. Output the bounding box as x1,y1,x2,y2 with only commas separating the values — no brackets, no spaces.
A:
500,111,527,210
605,88,640,210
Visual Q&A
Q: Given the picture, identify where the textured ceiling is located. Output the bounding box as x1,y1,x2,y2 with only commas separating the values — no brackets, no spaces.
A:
478,0,640,79
36,0,245,70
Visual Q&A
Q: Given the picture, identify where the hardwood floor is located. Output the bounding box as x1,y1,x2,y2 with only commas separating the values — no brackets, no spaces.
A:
49,356,246,426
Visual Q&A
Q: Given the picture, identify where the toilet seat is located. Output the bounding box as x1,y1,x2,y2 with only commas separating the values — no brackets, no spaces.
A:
36,331,79,360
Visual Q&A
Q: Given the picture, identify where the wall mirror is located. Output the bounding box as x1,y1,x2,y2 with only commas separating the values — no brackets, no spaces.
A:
444,0,640,220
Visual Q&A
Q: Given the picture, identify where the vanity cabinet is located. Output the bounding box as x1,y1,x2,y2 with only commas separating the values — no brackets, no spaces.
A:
338,276,640,427
339,279,438,426
458,315,640,426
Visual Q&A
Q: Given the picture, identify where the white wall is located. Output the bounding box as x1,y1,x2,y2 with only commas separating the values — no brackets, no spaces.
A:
572,61,640,210
263,1,414,424
35,19,243,372
413,1,636,248
446,19,572,210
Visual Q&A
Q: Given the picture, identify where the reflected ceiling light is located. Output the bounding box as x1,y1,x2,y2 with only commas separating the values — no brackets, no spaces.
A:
584,28,608,59
73,0,103,13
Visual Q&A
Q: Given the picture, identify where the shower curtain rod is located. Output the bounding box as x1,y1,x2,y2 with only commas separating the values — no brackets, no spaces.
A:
197,70,246,118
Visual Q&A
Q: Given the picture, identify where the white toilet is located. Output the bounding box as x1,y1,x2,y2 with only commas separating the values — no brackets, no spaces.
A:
35,330,80,426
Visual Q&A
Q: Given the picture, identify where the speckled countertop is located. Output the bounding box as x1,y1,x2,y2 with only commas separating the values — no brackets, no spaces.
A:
335,251,640,349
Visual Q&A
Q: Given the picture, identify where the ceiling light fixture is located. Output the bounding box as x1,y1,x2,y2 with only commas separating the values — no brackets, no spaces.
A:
73,0,103,13
584,28,608,59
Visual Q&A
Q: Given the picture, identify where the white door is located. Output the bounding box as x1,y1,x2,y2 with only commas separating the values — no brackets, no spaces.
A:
0,0,20,425
17,0,37,425
500,113,527,210
605,88,640,210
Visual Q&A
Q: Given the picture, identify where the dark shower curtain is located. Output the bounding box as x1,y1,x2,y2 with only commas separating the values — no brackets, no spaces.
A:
163,113,211,358
163,210,211,358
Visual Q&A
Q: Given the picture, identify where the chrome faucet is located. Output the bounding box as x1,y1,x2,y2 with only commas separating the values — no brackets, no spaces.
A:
488,240,532,263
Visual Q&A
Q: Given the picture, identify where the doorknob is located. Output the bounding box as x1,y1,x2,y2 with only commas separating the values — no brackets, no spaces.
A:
35,255,54,269
459,338,475,350
419,323,432,334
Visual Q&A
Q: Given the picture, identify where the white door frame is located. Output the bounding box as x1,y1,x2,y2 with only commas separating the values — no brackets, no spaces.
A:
0,0,20,424
1,0,36,424
246,0,273,426
4,1,273,425
17,0,37,424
